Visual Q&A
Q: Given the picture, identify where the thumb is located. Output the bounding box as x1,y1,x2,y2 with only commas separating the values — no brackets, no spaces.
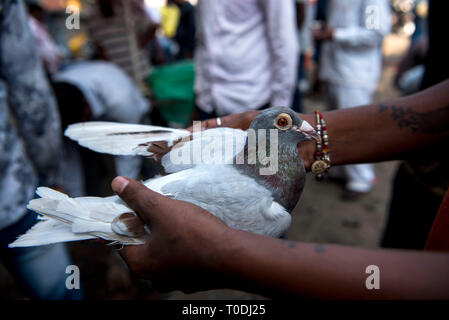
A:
111,176,163,227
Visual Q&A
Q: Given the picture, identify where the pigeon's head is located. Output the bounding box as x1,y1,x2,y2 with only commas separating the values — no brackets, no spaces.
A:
249,107,319,145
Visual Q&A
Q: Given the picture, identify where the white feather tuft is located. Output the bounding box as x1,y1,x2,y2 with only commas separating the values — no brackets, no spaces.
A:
65,121,190,156
9,188,146,248
9,219,95,248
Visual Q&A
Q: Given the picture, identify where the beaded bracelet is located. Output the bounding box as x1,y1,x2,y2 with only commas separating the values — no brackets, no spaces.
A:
311,110,331,181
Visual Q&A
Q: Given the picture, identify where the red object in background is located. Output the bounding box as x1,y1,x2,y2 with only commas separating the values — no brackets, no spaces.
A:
39,0,67,12
425,188,449,251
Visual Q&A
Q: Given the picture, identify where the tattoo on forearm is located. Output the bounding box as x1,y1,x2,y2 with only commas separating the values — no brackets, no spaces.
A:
315,244,325,254
377,103,449,134
280,239,297,249
279,240,326,253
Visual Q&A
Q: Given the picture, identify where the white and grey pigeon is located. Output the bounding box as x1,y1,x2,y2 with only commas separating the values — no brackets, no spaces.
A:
9,107,318,248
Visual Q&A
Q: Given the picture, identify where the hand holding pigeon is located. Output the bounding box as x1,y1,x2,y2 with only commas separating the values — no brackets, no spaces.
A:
111,176,233,292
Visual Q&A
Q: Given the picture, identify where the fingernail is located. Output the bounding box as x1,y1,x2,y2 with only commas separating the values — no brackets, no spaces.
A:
112,176,129,194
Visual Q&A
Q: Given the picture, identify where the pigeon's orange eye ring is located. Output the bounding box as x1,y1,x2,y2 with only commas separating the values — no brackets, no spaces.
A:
278,118,288,127
274,113,293,130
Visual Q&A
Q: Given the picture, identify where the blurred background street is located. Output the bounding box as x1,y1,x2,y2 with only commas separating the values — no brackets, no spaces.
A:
2,0,441,300
0,32,409,299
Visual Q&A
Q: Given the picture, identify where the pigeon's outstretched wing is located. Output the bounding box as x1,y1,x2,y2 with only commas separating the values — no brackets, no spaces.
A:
65,121,190,157
161,127,247,173
65,121,248,172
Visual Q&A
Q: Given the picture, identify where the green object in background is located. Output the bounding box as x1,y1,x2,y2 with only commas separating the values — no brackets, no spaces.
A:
147,60,195,127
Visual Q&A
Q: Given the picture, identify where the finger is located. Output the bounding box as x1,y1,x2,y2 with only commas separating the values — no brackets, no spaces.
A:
111,176,163,226
150,278,177,293
187,120,211,132
117,244,148,277
220,115,238,129
112,212,148,238
89,238,109,245
118,244,142,262
204,117,224,130
202,119,214,130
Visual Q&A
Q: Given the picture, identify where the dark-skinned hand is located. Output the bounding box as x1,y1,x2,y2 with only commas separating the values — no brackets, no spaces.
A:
111,176,235,293
186,110,260,132
312,27,334,40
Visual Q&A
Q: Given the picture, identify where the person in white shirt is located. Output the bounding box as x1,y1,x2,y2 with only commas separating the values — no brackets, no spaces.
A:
314,0,390,198
194,0,299,118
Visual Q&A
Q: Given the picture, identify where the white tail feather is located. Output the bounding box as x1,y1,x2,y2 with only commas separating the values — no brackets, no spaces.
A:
9,219,95,247
9,188,147,248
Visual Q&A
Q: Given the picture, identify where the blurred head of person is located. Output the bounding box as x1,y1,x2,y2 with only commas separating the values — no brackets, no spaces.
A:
98,0,116,18
51,82,91,130
167,0,185,6
27,3,45,22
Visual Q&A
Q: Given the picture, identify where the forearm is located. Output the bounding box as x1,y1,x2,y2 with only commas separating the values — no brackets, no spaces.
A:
216,229,449,299
113,178,449,298
310,80,449,168
205,81,449,170
332,27,384,48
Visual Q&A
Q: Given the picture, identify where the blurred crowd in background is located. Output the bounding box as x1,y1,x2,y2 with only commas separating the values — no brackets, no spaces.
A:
16,0,430,195
1,0,442,299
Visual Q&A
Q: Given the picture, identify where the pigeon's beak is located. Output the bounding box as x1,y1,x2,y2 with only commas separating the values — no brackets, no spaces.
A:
293,121,321,142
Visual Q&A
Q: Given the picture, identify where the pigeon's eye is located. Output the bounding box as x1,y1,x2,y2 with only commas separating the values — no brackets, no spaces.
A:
278,118,288,126
274,113,293,130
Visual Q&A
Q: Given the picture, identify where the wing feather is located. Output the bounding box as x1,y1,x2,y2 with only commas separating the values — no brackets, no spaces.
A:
64,121,190,156
162,128,247,173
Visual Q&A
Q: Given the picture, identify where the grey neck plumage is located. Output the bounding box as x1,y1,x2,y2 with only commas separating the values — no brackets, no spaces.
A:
234,140,306,212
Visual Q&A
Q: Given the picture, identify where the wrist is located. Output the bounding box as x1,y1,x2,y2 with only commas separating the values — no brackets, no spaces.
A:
328,28,334,40
298,140,316,172
245,110,260,128
297,113,316,171
208,228,252,289
210,227,240,272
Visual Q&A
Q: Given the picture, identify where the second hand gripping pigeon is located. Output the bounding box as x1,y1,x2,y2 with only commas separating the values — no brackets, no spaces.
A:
9,107,318,247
